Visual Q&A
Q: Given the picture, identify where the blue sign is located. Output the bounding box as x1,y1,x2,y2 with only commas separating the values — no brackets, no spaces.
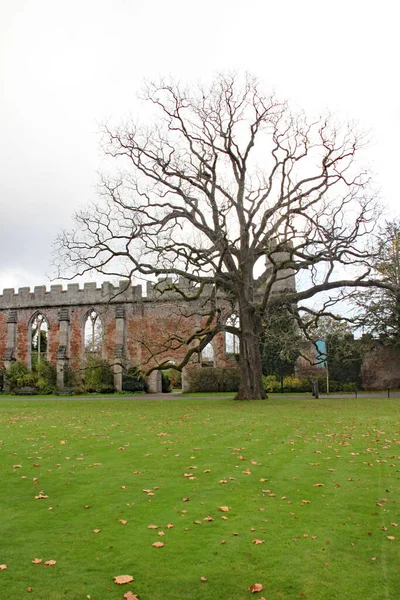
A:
316,339,327,368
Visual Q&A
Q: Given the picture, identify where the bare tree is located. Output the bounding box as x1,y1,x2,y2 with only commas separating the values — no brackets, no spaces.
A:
56,74,380,399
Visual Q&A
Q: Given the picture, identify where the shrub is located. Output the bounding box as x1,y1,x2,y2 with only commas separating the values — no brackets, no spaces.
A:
6,362,36,392
162,371,172,393
122,366,147,393
186,367,240,392
166,368,182,389
36,361,57,394
84,356,115,393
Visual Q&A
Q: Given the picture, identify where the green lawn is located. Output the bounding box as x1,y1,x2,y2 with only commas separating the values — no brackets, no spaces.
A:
0,395,399,599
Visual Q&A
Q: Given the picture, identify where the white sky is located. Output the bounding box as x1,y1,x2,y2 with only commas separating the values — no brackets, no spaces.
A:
0,0,399,291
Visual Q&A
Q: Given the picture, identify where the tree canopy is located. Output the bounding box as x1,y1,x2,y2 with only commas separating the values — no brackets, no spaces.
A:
353,219,400,343
56,74,382,399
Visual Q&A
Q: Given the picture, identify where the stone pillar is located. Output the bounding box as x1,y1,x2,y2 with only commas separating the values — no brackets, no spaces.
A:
57,308,70,391
113,306,126,391
147,370,162,393
3,310,18,391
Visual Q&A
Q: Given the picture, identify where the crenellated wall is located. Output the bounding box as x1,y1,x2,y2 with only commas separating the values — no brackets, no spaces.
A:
0,263,297,393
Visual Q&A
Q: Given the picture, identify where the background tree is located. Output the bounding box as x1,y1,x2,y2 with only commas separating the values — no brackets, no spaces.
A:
307,316,362,385
261,308,301,380
56,74,379,399
353,219,400,343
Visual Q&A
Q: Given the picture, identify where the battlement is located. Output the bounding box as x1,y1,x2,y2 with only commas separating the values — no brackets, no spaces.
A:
0,281,143,309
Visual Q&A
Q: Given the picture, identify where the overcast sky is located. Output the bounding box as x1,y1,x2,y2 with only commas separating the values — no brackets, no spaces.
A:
1,0,398,291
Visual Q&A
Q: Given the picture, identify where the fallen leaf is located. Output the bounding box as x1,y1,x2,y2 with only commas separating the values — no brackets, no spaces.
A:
0,565,7,570
218,506,229,512
252,539,265,544
35,493,48,500
27,588,33,592
152,542,164,548
200,576,207,582
204,469,211,473
166,524,174,529
114,575,134,584
203,516,214,521
43,560,56,566
84,505,91,509
249,583,263,593
119,519,128,525
194,520,201,525
13,464,22,469
314,484,324,487
219,479,228,484
158,531,165,537
93,529,101,534
243,468,251,474
124,593,139,600
221,516,228,520
32,558,42,564
182,497,189,502
147,525,158,529
387,536,396,541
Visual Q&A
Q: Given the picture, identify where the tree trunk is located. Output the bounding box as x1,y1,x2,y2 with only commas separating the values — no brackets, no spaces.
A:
235,306,266,400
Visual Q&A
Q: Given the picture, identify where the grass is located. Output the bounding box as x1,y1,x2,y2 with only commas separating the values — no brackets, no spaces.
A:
0,395,399,600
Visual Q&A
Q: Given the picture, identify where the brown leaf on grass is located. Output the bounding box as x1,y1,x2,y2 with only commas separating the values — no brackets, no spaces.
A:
152,542,164,548
218,506,229,512
243,468,251,475
221,516,228,520
204,469,211,473
147,525,158,529
124,593,139,600
32,558,42,564
27,587,33,592
252,539,265,544
142,489,152,493
0,565,7,570
249,583,263,593
119,519,128,525
391,522,399,527
200,576,207,582
13,464,22,469
203,516,214,521
35,493,48,499
93,529,101,534
194,520,201,525
313,484,324,487
387,536,396,541
166,524,174,529
84,505,91,509
219,479,228,484
43,560,56,566
114,575,134,584
60,440,67,445
182,497,189,502
158,531,165,537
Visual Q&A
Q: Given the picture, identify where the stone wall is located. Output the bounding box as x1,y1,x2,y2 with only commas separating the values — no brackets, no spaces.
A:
0,267,295,392
361,344,400,389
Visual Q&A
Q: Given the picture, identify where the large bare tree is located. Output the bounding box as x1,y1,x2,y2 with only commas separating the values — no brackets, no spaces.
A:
56,74,380,399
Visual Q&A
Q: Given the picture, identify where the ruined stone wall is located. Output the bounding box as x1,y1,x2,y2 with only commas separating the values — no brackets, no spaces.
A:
0,256,297,392
361,345,400,390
